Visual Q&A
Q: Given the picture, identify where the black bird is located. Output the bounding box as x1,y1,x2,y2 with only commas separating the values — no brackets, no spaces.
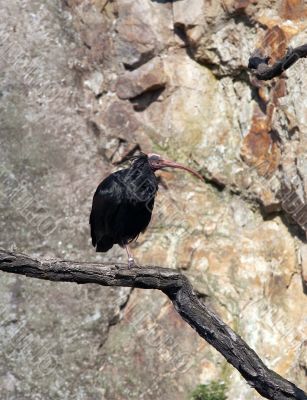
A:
90,153,203,265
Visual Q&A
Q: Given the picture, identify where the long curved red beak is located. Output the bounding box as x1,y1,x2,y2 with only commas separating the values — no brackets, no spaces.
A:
159,159,204,182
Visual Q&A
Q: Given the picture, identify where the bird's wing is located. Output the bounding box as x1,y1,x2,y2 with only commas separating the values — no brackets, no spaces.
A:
89,173,123,247
90,168,158,249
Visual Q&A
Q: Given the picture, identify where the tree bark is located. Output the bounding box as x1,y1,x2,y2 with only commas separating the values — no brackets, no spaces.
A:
0,249,306,400
248,44,307,80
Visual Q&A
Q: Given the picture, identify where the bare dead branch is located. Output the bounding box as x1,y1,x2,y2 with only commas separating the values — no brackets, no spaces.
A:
0,249,306,400
248,44,307,80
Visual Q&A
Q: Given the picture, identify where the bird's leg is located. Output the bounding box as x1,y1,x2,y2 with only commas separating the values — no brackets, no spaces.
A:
125,245,135,267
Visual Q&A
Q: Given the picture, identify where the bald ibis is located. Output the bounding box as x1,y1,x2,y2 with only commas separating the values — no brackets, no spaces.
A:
90,153,203,265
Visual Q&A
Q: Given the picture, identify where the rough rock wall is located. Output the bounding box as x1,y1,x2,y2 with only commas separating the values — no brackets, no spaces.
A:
0,0,306,399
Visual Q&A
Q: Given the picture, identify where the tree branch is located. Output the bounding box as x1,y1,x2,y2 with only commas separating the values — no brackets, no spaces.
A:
248,44,307,80
0,249,306,400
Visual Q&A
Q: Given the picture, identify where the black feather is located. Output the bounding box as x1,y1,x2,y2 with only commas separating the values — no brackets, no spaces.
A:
89,154,158,252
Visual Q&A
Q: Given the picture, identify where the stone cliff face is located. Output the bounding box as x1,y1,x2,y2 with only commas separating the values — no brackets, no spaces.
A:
0,0,306,399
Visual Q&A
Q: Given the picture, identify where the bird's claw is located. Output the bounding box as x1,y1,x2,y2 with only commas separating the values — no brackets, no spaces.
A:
128,257,137,268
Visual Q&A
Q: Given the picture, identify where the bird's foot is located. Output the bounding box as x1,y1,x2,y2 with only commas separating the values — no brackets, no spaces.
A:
128,257,137,268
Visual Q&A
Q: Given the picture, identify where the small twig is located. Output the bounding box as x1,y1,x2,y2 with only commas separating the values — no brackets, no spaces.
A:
100,0,110,13
248,44,307,80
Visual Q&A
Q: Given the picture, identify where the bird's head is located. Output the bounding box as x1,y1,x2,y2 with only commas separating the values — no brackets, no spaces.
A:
147,153,204,182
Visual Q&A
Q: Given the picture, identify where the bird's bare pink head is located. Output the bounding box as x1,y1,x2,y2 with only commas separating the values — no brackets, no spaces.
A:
147,153,204,182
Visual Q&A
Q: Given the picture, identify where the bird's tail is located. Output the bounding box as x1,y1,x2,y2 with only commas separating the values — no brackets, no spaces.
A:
96,236,114,252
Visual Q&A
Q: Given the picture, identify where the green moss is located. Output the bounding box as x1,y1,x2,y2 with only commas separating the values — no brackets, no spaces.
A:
190,381,227,400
